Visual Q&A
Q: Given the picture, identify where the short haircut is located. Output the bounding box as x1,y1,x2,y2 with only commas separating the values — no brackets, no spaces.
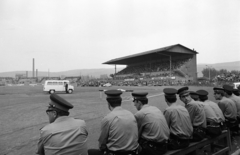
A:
165,96,177,103
107,98,122,107
224,90,232,96
138,98,148,105
54,108,69,116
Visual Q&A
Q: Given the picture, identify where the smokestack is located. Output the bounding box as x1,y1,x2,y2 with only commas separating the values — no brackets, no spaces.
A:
26,71,28,78
33,58,35,77
36,69,38,78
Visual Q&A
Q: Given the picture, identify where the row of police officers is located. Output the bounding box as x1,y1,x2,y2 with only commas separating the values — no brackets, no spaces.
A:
36,84,240,155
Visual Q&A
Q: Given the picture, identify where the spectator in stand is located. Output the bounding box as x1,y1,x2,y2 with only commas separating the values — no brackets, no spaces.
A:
196,90,225,137
132,92,169,155
36,94,88,155
163,88,192,150
177,87,206,142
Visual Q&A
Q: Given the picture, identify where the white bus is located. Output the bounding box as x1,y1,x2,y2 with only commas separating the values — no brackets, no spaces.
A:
43,80,74,94
233,82,240,89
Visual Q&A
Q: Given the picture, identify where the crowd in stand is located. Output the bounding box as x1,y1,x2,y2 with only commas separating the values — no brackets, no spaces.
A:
117,56,193,75
214,73,240,82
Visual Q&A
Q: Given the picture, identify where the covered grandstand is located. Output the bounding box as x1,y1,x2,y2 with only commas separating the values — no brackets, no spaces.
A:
103,44,198,83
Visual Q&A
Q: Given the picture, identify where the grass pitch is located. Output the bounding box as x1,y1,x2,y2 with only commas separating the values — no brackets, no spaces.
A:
0,85,235,155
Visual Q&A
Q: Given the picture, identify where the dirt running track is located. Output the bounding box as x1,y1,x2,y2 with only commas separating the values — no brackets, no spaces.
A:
0,85,239,155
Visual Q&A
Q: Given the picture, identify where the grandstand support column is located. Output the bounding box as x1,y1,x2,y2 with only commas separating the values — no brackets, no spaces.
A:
170,55,172,78
156,53,172,77
33,58,35,78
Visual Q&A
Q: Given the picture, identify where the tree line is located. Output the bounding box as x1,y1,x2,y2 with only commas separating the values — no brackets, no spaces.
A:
202,68,240,80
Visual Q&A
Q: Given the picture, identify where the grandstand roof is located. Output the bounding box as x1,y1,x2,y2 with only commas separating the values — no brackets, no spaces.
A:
103,44,198,65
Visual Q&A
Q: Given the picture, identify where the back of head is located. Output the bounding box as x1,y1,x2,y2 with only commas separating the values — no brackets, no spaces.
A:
223,85,233,96
163,88,177,103
196,90,208,102
105,90,122,107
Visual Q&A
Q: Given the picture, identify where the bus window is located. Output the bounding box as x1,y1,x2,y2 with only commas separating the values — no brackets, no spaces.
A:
58,82,63,85
47,82,53,85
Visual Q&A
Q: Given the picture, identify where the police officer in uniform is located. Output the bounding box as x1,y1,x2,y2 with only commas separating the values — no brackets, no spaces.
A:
132,92,169,155
90,90,139,155
223,85,240,123
36,94,88,155
213,87,238,132
163,88,193,150
196,90,225,137
177,87,206,142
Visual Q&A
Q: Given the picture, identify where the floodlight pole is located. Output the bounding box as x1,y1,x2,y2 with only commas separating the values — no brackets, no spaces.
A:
157,53,172,77
206,65,211,81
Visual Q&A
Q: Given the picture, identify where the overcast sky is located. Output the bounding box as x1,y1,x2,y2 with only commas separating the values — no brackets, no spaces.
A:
0,0,239,72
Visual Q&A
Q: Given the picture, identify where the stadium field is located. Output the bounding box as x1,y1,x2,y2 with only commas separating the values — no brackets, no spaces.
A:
0,85,239,155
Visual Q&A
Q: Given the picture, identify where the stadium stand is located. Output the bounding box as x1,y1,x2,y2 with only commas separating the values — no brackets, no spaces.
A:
103,44,198,84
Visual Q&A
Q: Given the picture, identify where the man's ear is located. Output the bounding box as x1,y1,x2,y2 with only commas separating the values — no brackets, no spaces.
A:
107,103,112,111
53,111,58,117
138,100,143,106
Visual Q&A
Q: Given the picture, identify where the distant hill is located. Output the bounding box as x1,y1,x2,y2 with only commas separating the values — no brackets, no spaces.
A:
0,61,240,78
197,61,240,77
0,68,124,78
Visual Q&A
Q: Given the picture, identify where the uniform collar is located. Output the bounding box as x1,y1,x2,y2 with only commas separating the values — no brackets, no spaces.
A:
220,96,227,101
142,104,149,108
54,116,71,123
112,106,122,111
168,102,178,107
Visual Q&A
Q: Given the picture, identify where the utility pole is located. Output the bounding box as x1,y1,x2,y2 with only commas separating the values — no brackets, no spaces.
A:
206,65,211,81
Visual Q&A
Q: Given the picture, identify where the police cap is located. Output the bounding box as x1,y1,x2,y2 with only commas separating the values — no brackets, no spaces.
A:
189,91,199,100
177,87,189,96
49,94,73,112
189,91,198,96
132,92,148,100
163,88,177,99
196,90,208,96
223,85,233,92
213,87,224,91
233,89,240,96
213,87,225,95
105,90,122,99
